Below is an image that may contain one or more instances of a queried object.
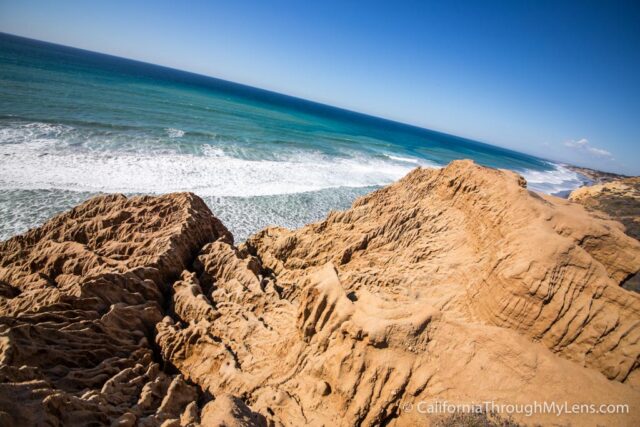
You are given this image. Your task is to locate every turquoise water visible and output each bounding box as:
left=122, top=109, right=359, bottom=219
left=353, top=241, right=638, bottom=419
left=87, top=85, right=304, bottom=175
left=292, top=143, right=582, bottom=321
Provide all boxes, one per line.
left=0, top=33, right=584, bottom=241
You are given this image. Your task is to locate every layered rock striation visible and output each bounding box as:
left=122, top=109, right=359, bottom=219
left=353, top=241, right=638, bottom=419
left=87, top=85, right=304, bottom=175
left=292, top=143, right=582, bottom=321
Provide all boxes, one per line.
left=1, top=161, right=639, bottom=426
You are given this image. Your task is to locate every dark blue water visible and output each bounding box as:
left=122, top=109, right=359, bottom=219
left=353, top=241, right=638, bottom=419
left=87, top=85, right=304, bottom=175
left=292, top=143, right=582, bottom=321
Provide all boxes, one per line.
left=0, top=33, right=583, bottom=240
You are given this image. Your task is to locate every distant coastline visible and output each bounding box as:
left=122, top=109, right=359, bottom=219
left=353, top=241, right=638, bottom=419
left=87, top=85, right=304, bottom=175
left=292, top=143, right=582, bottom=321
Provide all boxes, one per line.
left=565, top=164, right=628, bottom=184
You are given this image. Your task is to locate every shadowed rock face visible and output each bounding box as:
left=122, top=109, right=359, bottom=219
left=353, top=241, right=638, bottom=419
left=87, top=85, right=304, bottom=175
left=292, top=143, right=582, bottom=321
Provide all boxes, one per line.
left=570, top=176, right=640, bottom=241
left=569, top=177, right=640, bottom=293
left=1, top=160, right=640, bottom=426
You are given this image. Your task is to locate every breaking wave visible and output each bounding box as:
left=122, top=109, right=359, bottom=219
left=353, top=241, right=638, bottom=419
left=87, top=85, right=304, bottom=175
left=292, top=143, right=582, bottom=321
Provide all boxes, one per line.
left=0, top=121, right=585, bottom=197
left=0, top=122, right=415, bottom=197
left=519, top=163, right=585, bottom=194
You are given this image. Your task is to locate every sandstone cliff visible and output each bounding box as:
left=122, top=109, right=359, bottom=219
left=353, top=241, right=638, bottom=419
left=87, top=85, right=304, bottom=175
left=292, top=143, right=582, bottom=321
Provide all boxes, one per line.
left=1, top=160, right=639, bottom=426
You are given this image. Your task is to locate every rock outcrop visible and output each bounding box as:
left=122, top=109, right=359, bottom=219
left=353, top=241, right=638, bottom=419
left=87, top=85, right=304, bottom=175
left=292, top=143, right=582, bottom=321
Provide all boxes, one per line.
left=569, top=176, right=640, bottom=241
left=0, top=193, right=230, bottom=426
left=570, top=176, right=640, bottom=293
left=1, top=160, right=639, bottom=426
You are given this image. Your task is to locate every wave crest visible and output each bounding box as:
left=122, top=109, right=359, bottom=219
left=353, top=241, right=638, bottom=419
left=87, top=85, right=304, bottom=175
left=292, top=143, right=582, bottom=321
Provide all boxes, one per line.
left=165, top=128, right=185, bottom=138
left=0, top=122, right=585, bottom=198
left=520, top=164, right=585, bottom=194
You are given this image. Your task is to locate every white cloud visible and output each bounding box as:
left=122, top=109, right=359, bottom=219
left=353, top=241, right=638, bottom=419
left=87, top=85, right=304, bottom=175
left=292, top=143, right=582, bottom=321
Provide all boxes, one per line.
left=564, top=138, right=589, bottom=148
left=564, top=138, right=613, bottom=159
left=586, top=147, right=612, bottom=157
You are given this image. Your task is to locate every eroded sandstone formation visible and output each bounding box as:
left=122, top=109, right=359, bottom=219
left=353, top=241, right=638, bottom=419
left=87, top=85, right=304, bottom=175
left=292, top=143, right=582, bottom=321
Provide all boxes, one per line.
left=1, top=161, right=640, bottom=426
left=0, top=193, right=230, bottom=426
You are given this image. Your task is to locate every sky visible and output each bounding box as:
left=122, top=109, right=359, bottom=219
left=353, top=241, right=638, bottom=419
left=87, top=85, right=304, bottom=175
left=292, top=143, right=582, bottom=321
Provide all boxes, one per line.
left=1, top=0, right=639, bottom=174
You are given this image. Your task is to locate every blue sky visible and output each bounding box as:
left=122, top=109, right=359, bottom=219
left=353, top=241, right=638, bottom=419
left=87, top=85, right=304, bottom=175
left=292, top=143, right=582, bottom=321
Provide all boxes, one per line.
left=1, top=0, right=639, bottom=174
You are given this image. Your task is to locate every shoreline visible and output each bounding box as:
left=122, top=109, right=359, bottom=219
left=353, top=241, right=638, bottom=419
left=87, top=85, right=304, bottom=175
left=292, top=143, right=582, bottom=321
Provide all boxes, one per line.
left=565, top=164, right=629, bottom=184
left=0, top=161, right=611, bottom=242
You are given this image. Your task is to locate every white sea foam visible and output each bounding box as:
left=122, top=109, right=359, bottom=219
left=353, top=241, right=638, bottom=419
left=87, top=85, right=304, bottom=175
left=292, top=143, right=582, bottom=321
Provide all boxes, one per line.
left=520, top=163, right=584, bottom=194
left=0, top=139, right=415, bottom=197
left=0, top=122, right=74, bottom=148
left=385, top=154, right=423, bottom=164
left=0, top=122, right=584, bottom=198
left=165, top=128, right=185, bottom=138
left=200, top=144, right=225, bottom=157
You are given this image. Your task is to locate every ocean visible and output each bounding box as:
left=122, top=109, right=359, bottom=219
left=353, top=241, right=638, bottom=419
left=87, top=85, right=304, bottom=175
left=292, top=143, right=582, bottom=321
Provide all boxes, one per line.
left=0, top=33, right=585, bottom=241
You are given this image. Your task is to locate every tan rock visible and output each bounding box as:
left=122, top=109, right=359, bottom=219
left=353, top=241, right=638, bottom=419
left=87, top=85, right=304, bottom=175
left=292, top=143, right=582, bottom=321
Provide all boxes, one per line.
left=0, top=193, right=229, bottom=426
left=2, top=161, right=640, bottom=426
left=200, top=394, right=266, bottom=427
left=156, top=161, right=640, bottom=426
